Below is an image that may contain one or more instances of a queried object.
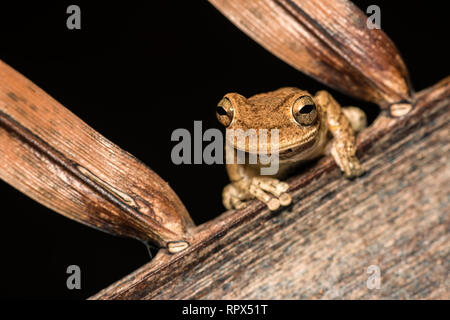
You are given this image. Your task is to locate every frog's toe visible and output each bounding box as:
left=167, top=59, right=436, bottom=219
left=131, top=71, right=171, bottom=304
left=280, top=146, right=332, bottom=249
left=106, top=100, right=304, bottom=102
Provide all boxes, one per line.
left=279, top=193, right=292, bottom=206
left=222, top=184, right=249, bottom=210
left=231, top=197, right=247, bottom=210
left=272, top=181, right=290, bottom=194
left=249, top=183, right=279, bottom=210
left=267, top=198, right=281, bottom=211
left=348, top=157, right=365, bottom=176
left=251, top=177, right=291, bottom=210
left=343, top=160, right=365, bottom=179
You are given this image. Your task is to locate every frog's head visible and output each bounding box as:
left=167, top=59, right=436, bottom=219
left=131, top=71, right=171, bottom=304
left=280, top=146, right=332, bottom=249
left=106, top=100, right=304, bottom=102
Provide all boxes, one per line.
left=216, top=87, right=322, bottom=160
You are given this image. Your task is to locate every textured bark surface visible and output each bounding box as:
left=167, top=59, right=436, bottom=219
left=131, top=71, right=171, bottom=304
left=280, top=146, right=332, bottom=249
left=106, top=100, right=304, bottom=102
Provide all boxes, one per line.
left=92, top=77, right=450, bottom=300
left=0, top=60, right=195, bottom=248
left=209, top=0, right=412, bottom=108
left=0, top=0, right=447, bottom=300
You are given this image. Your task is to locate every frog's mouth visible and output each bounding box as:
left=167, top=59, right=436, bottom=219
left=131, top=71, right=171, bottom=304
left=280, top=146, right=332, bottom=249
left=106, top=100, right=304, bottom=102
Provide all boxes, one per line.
left=278, top=136, right=318, bottom=160
left=227, top=134, right=318, bottom=161
left=226, top=125, right=321, bottom=160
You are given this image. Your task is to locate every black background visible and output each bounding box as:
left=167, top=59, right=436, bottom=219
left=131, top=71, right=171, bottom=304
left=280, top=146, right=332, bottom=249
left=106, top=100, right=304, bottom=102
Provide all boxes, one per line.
left=0, top=1, right=447, bottom=299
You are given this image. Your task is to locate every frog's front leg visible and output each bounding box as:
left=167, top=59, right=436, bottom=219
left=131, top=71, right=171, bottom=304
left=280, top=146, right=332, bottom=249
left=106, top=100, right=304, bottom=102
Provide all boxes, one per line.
left=223, top=163, right=291, bottom=211
left=315, top=90, right=365, bottom=178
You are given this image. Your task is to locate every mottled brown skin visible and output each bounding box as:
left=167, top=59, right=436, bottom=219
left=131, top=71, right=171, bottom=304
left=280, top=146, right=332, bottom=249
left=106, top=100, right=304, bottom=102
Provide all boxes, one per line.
left=216, top=87, right=366, bottom=211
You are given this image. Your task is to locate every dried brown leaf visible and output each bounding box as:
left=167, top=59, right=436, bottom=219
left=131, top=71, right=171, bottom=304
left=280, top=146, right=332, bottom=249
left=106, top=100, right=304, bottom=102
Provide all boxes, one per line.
left=0, top=60, right=194, bottom=248
left=209, top=0, right=412, bottom=107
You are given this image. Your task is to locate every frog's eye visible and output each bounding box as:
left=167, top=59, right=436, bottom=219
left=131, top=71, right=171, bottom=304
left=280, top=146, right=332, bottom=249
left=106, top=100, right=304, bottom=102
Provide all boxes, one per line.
left=216, top=98, right=234, bottom=127
left=292, top=96, right=317, bottom=126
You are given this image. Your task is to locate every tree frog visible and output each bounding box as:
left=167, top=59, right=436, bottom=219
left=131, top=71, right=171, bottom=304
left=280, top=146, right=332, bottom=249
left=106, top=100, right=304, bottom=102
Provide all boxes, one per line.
left=216, top=87, right=366, bottom=211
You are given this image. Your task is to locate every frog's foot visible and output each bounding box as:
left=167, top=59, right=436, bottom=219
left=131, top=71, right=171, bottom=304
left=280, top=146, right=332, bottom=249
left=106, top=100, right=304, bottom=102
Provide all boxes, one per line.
left=223, top=178, right=291, bottom=211
left=342, top=106, right=367, bottom=133
left=248, top=177, right=291, bottom=211
left=222, top=183, right=250, bottom=210
left=331, top=141, right=365, bottom=179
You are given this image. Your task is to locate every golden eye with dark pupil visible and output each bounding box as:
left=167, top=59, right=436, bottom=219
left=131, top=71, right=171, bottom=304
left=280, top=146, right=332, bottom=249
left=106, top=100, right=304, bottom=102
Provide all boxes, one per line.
left=216, top=98, right=234, bottom=127
left=292, top=96, right=318, bottom=126
left=217, top=106, right=228, bottom=116
left=299, top=104, right=315, bottom=114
